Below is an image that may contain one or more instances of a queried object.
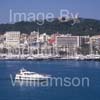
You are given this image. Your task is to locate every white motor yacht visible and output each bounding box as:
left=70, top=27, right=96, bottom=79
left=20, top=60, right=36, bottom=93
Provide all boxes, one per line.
left=15, top=68, right=51, bottom=81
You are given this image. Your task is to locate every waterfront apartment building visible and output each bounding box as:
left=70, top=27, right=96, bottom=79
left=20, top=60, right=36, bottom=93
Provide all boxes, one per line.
left=4, top=31, right=20, bottom=48
left=28, top=31, right=40, bottom=51
left=55, top=34, right=79, bottom=56
left=0, top=35, right=5, bottom=53
left=30, top=31, right=39, bottom=42
left=39, top=33, right=49, bottom=43
left=90, top=35, right=100, bottom=54
left=56, top=34, right=79, bottom=47
left=79, top=36, right=90, bottom=46
left=20, top=33, right=28, bottom=44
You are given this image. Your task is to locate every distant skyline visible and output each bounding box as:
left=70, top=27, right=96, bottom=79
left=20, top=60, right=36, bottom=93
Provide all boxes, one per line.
left=0, top=0, right=100, bottom=23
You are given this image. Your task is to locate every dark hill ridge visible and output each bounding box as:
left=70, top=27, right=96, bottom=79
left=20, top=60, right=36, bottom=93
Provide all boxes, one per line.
left=0, top=18, right=100, bottom=36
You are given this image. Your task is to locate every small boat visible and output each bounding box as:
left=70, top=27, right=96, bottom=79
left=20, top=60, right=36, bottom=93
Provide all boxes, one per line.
left=26, top=56, right=34, bottom=60
left=15, top=68, right=51, bottom=81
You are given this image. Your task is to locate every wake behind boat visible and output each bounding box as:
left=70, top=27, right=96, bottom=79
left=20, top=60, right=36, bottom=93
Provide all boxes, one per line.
left=15, top=68, right=51, bottom=81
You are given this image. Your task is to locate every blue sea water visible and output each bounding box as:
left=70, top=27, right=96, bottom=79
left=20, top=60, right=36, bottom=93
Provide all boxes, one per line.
left=0, top=60, right=100, bottom=100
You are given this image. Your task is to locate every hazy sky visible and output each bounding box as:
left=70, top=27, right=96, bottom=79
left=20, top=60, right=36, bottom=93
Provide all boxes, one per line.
left=0, top=0, right=99, bottom=23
